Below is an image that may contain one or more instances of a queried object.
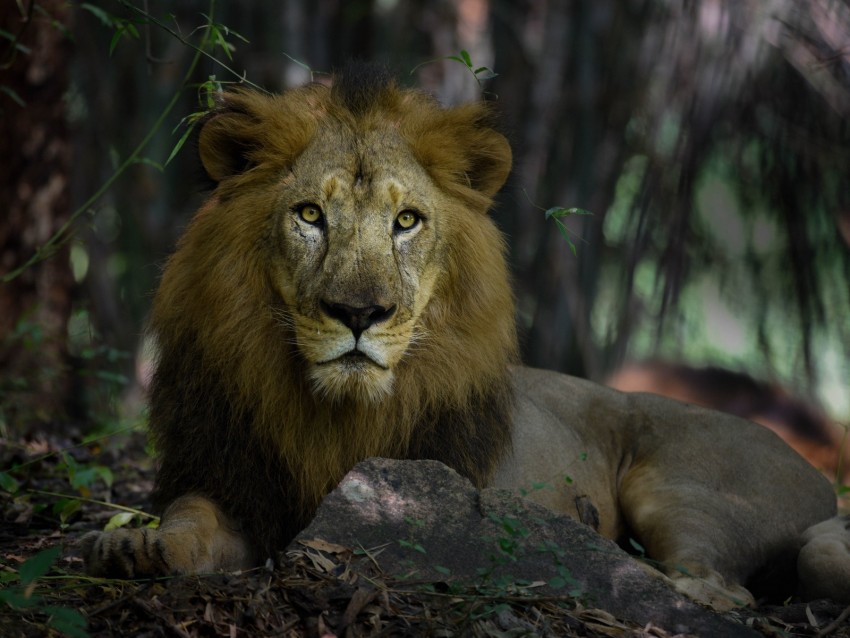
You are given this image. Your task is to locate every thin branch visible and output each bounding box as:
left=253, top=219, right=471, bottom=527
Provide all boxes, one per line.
left=2, top=1, right=218, bottom=283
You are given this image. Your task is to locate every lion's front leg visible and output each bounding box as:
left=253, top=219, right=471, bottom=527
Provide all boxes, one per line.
left=80, top=495, right=254, bottom=578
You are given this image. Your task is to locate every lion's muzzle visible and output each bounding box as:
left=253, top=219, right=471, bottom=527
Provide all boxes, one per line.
left=319, top=300, right=397, bottom=339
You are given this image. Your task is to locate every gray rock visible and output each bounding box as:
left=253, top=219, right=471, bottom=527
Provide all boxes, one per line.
left=290, top=457, right=757, bottom=637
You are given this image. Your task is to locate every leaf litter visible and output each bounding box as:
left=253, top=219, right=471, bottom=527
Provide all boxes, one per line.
left=1, top=432, right=848, bottom=637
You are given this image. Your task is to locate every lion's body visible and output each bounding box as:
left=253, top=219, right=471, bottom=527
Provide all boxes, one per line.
left=500, top=367, right=838, bottom=605
left=81, top=65, right=850, bottom=609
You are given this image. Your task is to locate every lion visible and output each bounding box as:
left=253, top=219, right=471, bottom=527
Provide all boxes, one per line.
left=607, top=360, right=850, bottom=485
left=81, top=64, right=850, bottom=610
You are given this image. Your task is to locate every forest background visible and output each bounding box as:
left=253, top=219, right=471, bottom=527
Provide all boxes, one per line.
left=1, top=0, right=849, bottom=449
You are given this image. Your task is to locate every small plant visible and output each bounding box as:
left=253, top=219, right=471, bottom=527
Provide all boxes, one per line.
left=397, top=515, right=427, bottom=555
left=0, top=547, right=89, bottom=637
left=444, top=49, right=497, bottom=86
left=2, top=1, right=250, bottom=283
left=523, top=190, right=593, bottom=256
left=536, top=540, right=583, bottom=597
left=411, top=49, right=498, bottom=91
left=518, top=452, right=588, bottom=494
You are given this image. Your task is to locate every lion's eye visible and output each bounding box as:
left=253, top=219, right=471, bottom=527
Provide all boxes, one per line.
left=395, top=210, right=420, bottom=232
left=297, top=204, right=323, bottom=225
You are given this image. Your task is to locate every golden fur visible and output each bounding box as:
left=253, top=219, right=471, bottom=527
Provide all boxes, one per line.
left=86, top=66, right=516, bottom=562
left=81, top=66, right=850, bottom=610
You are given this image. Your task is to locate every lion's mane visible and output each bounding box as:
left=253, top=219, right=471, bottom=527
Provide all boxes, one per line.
left=147, top=66, right=518, bottom=556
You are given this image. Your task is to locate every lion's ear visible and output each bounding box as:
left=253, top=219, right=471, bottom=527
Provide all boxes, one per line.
left=406, top=102, right=512, bottom=202
left=197, top=90, right=320, bottom=183
left=465, top=127, right=512, bottom=197
left=197, top=108, right=256, bottom=183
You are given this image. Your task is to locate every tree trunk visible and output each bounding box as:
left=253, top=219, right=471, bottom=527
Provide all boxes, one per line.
left=0, top=0, right=73, bottom=433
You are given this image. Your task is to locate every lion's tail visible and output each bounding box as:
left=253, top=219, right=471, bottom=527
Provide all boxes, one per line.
left=797, top=515, right=850, bottom=601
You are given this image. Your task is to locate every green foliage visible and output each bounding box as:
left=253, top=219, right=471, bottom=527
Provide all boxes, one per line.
left=0, top=316, right=52, bottom=435
left=445, top=49, right=498, bottom=84
left=545, top=207, right=594, bottom=256
left=474, top=502, right=589, bottom=606
left=488, top=513, right=530, bottom=560
left=411, top=49, right=497, bottom=90
left=627, top=537, right=647, bottom=558
left=0, top=547, right=90, bottom=638
left=17, top=546, right=62, bottom=586
left=522, top=189, right=593, bottom=256
left=2, top=1, right=239, bottom=284
left=0, top=470, right=20, bottom=493
left=60, top=452, right=113, bottom=493
left=398, top=516, right=427, bottom=555
left=166, top=75, right=225, bottom=166
left=0, top=84, right=25, bottom=107
left=203, top=15, right=249, bottom=61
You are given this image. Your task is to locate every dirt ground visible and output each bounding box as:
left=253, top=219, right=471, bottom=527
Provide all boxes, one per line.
left=2, top=430, right=849, bottom=638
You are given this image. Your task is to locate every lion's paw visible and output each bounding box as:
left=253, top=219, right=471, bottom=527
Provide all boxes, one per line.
left=798, top=515, right=850, bottom=602
left=79, top=496, right=255, bottom=578
left=668, top=569, right=755, bottom=611
left=79, top=528, right=175, bottom=578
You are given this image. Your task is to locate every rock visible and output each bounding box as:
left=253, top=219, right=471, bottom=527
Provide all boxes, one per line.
left=289, top=457, right=757, bottom=637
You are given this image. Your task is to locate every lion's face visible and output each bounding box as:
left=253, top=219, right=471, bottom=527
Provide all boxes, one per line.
left=147, top=68, right=519, bottom=529
left=271, top=124, right=446, bottom=402
left=166, top=75, right=514, bottom=413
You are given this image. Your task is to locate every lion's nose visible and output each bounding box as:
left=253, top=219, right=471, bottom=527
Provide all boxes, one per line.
left=320, top=301, right=396, bottom=339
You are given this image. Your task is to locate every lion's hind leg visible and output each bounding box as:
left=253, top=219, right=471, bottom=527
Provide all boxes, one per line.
left=79, top=495, right=254, bottom=578
left=618, top=467, right=765, bottom=611
left=797, top=515, right=850, bottom=602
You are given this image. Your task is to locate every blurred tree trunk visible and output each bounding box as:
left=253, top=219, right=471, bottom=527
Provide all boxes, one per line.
left=0, top=0, right=73, bottom=432
left=491, top=0, right=653, bottom=380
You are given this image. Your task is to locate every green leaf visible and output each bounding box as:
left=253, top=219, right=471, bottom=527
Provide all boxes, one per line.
left=56, top=498, right=81, bottom=523
left=93, top=370, right=129, bottom=385
left=0, top=471, right=20, bottom=494
left=19, top=546, right=61, bottom=585
left=548, top=575, right=566, bottom=588
left=0, top=569, right=19, bottom=584
left=165, top=121, right=198, bottom=166
left=80, top=3, right=114, bottom=27
left=553, top=220, right=578, bottom=256
left=544, top=206, right=594, bottom=220
left=70, top=466, right=98, bottom=489
left=0, top=28, right=31, bottom=56
left=473, top=67, right=498, bottom=80
left=132, top=157, right=164, bottom=172
left=459, top=49, right=472, bottom=67
left=433, top=565, right=451, bottom=575
left=108, top=22, right=139, bottom=56
left=0, top=588, right=39, bottom=608
left=628, top=537, right=646, bottom=556
left=212, top=26, right=234, bottom=60
left=108, top=28, right=123, bottom=56
left=104, top=511, right=135, bottom=531
left=95, top=466, right=114, bottom=488
left=497, top=538, right=518, bottom=555
left=125, top=23, right=140, bottom=39
left=43, top=605, right=90, bottom=638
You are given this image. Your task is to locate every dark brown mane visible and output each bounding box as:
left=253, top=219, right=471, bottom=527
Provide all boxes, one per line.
left=147, top=64, right=516, bottom=557
left=331, top=62, right=396, bottom=115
